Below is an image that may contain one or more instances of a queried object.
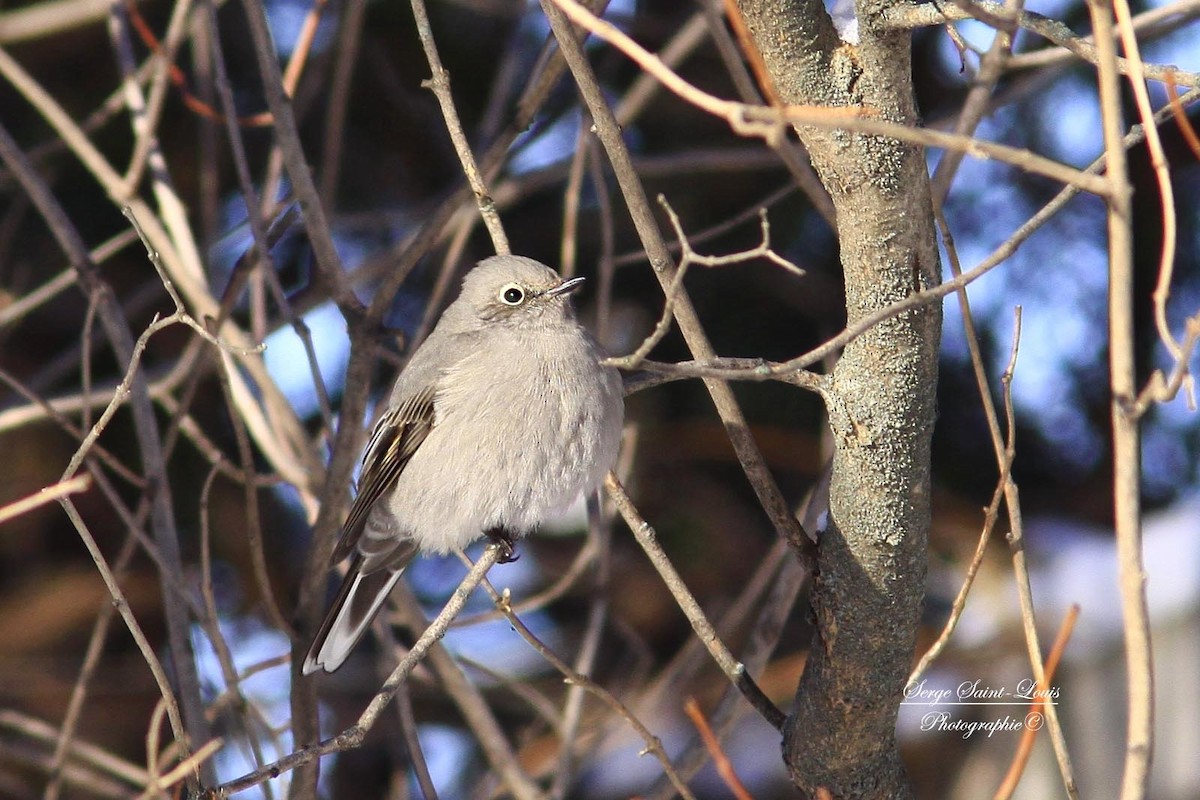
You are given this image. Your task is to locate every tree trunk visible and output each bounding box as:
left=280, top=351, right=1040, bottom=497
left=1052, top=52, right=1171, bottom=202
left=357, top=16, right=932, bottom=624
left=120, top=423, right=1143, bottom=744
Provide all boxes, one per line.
left=736, top=1, right=942, bottom=796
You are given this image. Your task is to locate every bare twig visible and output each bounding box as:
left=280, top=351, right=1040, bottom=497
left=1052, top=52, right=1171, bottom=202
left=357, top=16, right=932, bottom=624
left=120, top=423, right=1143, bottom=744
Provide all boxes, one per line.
left=395, top=681, right=441, bottom=800
left=318, top=0, right=368, bottom=204
left=694, top=4, right=836, bottom=228
left=613, top=182, right=797, bottom=268
left=1133, top=312, right=1200, bottom=415
left=605, top=473, right=787, bottom=730
left=203, top=9, right=336, bottom=438
left=209, top=545, right=504, bottom=798
left=644, top=538, right=808, bottom=800
left=682, top=698, right=753, bottom=800
left=907, top=303, right=1022, bottom=688
left=1089, top=1, right=1153, bottom=797
left=0, top=710, right=151, bottom=788
left=880, top=0, right=1200, bottom=88
left=542, top=0, right=811, bottom=557
left=1166, top=71, right=1200, bottom=158
left=1112, top=0, right=1182, bottom=386
left=198, top=464, right=278, bottom=800
left=545, top=0, right=1112, bottom=195
left=930, top=0, right=1025, bottom=203
left=615, top=86, right=1200, bottom=391
left=1, top=43, right=321, bottom=493
left=391, top=583, right=547, bottom=800
left=931, top=187, right=1078, bottom=792
left=606, top=197, right=803, bottom=372
left=452, top=533, right=600, bottom=627
left=0, top=229, right=136, bottom=328
left=589, top=134, right=617, bottom=344
left=0, top=115, right=211, bottom=786
left=559, top=119, right=590, bottom=279
left=0, top=0, right=118, bottom=43
left=475, top=579, right=698, bottom=800
left=238, top=0, right=359, bottom=315
left=409, top=0, right=509, bottom=253
left=550, top=494, right=611, bottom=798
left=0, top=473, right=91, bottom=525
left=43, top=503, right=145, bottom=800
left=140, top=699, right=225, bottom=800
left=994, top=605, right=1080, bottom=800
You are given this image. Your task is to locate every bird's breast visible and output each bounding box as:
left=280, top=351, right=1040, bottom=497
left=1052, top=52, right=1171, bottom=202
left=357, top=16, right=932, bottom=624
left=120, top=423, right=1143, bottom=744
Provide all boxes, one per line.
left=382, top=327, right=621, bottom=551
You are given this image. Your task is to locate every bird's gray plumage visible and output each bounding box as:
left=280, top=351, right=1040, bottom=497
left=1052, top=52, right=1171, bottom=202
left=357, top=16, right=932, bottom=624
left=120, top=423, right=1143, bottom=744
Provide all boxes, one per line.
left=303, top=255, right=624, bottom=674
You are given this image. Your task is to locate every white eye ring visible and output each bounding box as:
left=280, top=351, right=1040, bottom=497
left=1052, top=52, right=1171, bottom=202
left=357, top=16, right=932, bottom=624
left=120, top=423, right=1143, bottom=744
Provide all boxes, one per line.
left=499, top=283, right=526, bottom=306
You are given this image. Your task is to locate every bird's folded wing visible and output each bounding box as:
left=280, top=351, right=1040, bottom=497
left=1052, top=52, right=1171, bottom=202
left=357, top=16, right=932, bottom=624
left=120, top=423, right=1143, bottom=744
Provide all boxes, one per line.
left=331, top=384, right=437, bottom=566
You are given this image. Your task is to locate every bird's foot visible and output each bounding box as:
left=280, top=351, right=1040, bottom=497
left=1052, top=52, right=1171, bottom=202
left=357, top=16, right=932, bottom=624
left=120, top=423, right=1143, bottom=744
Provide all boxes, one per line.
left=485, top=528, right=520, bottom=563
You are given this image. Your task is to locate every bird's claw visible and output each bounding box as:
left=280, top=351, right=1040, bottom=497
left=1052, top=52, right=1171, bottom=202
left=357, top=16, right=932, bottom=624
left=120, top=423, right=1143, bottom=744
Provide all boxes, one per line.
left=486, top=528, right=520, bottom=564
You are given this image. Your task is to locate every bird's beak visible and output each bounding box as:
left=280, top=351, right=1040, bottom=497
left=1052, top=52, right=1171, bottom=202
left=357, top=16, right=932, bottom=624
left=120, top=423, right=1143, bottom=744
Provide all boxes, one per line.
left=545, top=276, right=585, bottom=298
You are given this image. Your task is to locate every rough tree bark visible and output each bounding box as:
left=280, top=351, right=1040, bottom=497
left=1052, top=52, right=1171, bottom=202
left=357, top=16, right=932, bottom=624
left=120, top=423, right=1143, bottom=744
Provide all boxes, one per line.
left=736, top=0, right=942, bottom=796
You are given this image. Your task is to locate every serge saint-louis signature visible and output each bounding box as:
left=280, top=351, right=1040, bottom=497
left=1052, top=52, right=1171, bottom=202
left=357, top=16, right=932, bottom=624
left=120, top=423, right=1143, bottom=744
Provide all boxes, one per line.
left=904, top=678, right=1061, bottom=704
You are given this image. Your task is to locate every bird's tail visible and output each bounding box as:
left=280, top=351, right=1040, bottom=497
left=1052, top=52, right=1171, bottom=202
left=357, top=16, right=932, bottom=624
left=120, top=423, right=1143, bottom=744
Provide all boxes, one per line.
left=302, top=556, right=407, bottom=675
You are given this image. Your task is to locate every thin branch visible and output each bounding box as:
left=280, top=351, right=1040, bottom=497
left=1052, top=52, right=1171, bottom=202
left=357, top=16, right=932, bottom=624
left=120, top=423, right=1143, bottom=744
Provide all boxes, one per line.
left=0, top=229, right=136, bottom=328
left=604, top=473, right=787, bottom=731
left=550, top=493, right=611, bottom=798
left=318, top=0, right=368, bottom=204
left=696, top=3, right=836, bottom=228
left=238, top=0, right=359, bottom=315
left=993, top=605, right=1080, bottom=800
left=930, top=0, right=1025, bottom=204
left=615, top=87, right=1200, bottom=390
left=198, top=464, right=278, bottom=800
left=0, top=41, right=319, bottom=492
left=119, top=0, right=272, bottom=128
left=208, top=546, right=504, bottom=798
left=907, top=304, right=1022, bottom=688
left=931, top=184, right=1079, bottom=792
left=452, top=533, right=599, bottom=627
left=0, top=115, right=211, bottom=787
left=1089, top=0, right=1153, bottom=797
left=614, top=10, right=709, bottom=123
left=43, top=499, right=145, bottom=800
left=0, top=0, right=118, bottom=43
left=111, top=0, right=198, bottom=197
left=542, top=0, right=811, bottom=557
left=391, top=583, right=547, bottom=800
left=720, top=0, right=782, bottom=108
left=880, top=0, right=1200, bottom=88
left=1113, top=0, right=1182, bottom=373
left=1132, top=312, right=1200, bottom=415
left=545, top=0, right=1112, bottom=196
left=0, top=473, right=92, bottom=525
left=682, top=698, right=753, bottom=800
left=410, top=0, right=509, bottom=254
left=589, top=134, right=617, bottom=344
left=57, top=495, right=192, bottom=776
left=613, top=182, right=796, bottom=268
left=606, top=197, right=803, bottom=372
left=1166, top=70, right=1200, bottom=159
left=203, top=8, right=336, bottom=438
left=645, top=538, right=808, bottom=800
left=0, top=710, right=151, bottom=788
left=475, top=580, right=698, bottom=800
left=395, top=682, right=441, bottom=800
left=139, top=699, right=224, bottom=800
left=123, top=208, right=265, bottom=356
left=559, top=118, right=590, bottom=279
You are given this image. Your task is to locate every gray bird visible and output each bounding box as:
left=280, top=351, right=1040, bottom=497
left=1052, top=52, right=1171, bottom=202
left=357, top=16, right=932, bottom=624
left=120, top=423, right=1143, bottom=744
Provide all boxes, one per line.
left=303, top=255, right=624, bottom=674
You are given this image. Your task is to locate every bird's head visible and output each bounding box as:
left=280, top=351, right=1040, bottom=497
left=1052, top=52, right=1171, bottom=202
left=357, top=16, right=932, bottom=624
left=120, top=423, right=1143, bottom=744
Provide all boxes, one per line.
left=457, top=255, right=585, bottom=329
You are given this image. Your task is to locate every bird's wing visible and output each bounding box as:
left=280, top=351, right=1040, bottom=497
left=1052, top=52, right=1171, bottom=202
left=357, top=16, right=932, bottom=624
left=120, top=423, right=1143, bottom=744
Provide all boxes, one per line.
left=330, top=383, right=437, bottom=566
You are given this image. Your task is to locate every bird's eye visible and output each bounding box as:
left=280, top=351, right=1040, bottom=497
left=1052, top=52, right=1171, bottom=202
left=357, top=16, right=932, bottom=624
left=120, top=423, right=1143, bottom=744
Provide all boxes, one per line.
left=500, top=284, right=525, bottom=306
